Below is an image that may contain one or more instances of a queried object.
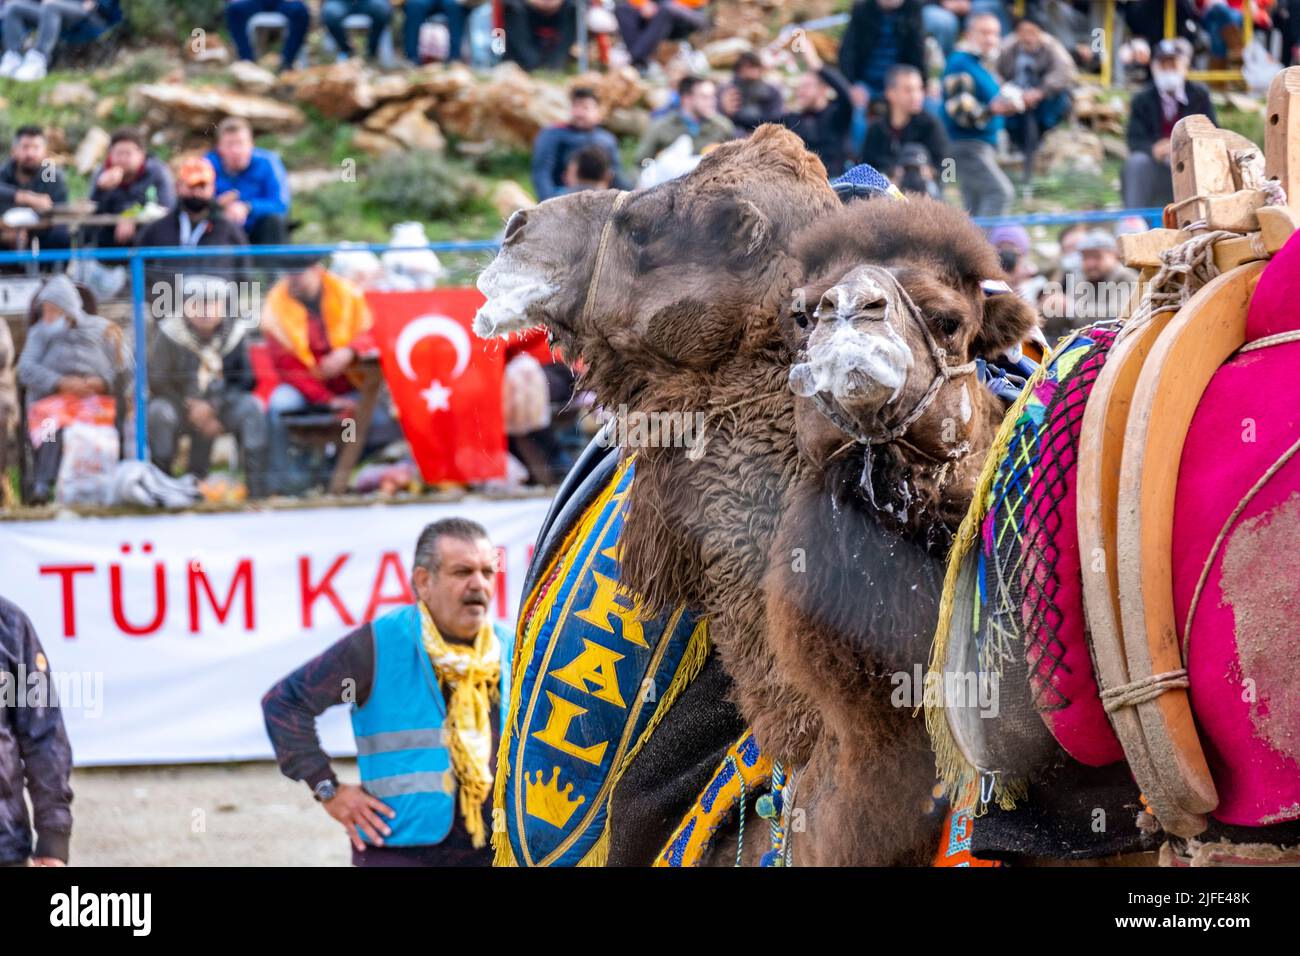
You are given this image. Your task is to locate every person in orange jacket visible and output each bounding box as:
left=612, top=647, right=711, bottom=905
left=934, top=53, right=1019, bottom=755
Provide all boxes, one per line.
left=261, top=257, right=398, bottom=494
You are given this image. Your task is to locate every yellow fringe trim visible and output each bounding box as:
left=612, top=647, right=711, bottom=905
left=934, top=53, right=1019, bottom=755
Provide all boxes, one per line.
left=925, top=334, right=1077, bottom=813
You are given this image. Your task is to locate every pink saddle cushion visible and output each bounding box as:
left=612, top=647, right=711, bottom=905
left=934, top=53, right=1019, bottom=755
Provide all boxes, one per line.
left=1172, top=230, right=1300, bottom=826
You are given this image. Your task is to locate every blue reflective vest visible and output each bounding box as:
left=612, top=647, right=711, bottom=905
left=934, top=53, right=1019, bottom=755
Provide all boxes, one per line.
left=351, top=604, right=513, bottom=847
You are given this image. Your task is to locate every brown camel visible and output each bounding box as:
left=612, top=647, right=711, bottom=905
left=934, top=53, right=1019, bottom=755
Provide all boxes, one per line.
left=475, top=128, right=1036, bottom=864
left=477, top=125, right=840, bottom=778
left=765, top=196, right=1038, bottom=865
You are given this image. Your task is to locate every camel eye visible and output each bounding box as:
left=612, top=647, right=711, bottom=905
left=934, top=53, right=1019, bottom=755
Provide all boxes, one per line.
left=794, top=310, right=810, bottom=329
left=627, top=222, right=652, bottom=246
left=936, top=313, right=962, bottom=336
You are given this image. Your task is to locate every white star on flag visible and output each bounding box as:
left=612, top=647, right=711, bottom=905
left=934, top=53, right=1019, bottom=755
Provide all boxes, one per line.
left=420, top=380, right=452, bottom=412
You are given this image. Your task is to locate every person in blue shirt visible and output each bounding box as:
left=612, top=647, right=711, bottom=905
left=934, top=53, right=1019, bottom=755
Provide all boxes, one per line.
left=531, top=87, right=627, bottom=202
left=941, top=11, right=1017, bottom=217
left=205, top=116, right=291, bottom=245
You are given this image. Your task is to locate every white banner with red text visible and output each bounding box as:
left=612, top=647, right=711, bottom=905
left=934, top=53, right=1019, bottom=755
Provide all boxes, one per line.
left=0, top=498, right=550, bottom=765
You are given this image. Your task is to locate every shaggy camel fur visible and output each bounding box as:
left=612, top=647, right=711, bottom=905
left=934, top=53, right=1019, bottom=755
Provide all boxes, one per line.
left=766, top=196, right=1039, bottom=864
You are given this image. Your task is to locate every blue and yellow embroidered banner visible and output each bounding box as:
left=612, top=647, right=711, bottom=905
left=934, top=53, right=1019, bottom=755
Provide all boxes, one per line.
left=494, top=457, right=708, bottom=867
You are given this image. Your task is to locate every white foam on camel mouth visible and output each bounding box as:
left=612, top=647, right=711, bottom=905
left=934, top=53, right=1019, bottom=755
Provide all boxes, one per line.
left=788, top=320, right=913, bottom=404
left=473, top=259, right=558, bottom=339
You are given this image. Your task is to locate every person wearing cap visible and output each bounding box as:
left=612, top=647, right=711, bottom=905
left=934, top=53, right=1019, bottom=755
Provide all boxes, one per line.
left=720, top=51, right=785, bottom=135
left=206, top=116, right=292, bottom=246
left=942, top=11, right=1018, bottom=218
left=147, top=274, right=268, bottom=498
left=997, top=16, right=1076, bottom=177
left=137, top=155, right=252, bottom=314
left=16, top=275, right=133, bottom=502
left=1041, top=228, right=1138, bottom=340
left=1122, top=37, right=1216, bottom=209
left=89, top=127, right=176, bottom=248
left=989, top=222, right=1039, bottom=294
left=861, top=64, right=947, bottom=187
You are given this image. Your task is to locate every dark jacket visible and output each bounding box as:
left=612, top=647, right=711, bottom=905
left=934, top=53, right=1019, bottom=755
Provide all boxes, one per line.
left=779, top=67, right=856, bottom=176
left=0, top=158, right=70, bottom=249
left=89, top=154, right=176, bottom=247
left=530, top=124, right=627, bottom=201
left=838, top=0, right=926, bottom=94
left=861, top=110, right=949, bottom=176
left=1127, top=81, right=1217, bottom=157
left=137, top=206, right=251, bottom=310
left=0, top=596, right=73, bottom=865
left=147, top=315, right=255, bottom=410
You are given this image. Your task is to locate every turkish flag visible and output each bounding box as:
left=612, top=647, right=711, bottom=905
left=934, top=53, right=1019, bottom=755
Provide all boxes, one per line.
left=367, top=288, right=506, bottom=484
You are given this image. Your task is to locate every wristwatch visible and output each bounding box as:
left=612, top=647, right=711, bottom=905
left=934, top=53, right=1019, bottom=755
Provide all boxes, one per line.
left=312, top=779, right=338, bottom=803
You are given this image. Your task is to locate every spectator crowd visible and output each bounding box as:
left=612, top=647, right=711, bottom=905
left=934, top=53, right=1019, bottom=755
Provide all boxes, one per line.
left=0, top=0, right=1278, bottom=509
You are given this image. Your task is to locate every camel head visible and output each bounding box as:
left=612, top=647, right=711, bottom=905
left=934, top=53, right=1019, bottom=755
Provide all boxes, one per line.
left=474, top=125, right=840, bottom=410
left=785, top=196, right=1039, bottom=519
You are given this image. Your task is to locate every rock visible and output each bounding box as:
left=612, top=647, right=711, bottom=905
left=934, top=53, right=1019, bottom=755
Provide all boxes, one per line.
left=228, top=60, right=277, bottom=95
left=363, top=97, right=435, bottom=132
left=94, top=96, right=119, bottom=120
left=475, top=62, right=567, bottom=148
left=47, top=81, right=96, bottom=108
left=702, top=37, right=753, bottom=69
left=285, top=59, right=374, bottom=119
left=352, top=129, right=403, bottom=157
left=605, top=106, right=649, bottom=139
left=410, top=62, right=476, bottom=99
left=75, top=127, right=111, bottom=177
left=1034, top=126, right=1105, bottom=178
left=385, top=108, right=446, bottom=153
left=370, top=73, right=416, bottom=104
left=491, top=180, right=535, bottom=220
left=186, top=31, right=230, bottom=64
left=288, top=168, right=341, bottom=192
left=1100, top=134, right=1129, bottom=161
left=569, top=66, right=647, bottom=111
left=135, top=83, right=306, bottom=132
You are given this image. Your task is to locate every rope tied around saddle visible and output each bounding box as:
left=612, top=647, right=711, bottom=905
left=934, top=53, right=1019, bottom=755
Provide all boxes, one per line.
left=1099, top=669, right=1191, bottom=712
left=1117, top=228, right=1233, bottom=347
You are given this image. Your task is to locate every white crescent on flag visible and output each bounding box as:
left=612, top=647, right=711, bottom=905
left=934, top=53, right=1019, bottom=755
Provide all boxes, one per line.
left=395, top=314, right=471, bottom=381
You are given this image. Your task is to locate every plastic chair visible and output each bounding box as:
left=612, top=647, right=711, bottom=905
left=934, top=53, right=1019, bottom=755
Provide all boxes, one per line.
left=246, top=11, right=310, bottom=69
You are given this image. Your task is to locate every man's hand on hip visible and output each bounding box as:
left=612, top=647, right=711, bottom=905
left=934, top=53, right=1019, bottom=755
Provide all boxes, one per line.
left=323, top=783, right=395, bottom=851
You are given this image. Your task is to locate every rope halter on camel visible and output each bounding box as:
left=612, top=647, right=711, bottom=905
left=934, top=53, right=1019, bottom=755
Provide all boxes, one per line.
left=578, top=189, right=631, bottom=331
left=794, top=264, right=977, bottom=454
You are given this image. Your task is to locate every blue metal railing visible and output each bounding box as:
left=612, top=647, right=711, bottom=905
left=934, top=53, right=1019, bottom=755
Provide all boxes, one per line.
left=0, top=212, right=1161, bottom=462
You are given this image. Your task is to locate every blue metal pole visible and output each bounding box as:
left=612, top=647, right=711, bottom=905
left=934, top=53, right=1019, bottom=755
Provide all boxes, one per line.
left=130, top=252, right=148, bottom=462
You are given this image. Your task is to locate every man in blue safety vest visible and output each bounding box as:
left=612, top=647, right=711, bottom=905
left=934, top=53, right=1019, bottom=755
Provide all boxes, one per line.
left=263, top=518, right=513, bottom=866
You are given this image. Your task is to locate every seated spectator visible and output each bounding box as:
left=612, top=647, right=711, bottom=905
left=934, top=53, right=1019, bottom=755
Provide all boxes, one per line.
left=637, top=75, right=736, bottom=164
left=561, top=144, right=615, bottom=192
left=0, top=0, right=119, bottom=81
left=137, top=156, right=251, bottom=313
left=0, top=313, right=14, bottom=460
left=206, top=117, right=292, bottom=246
left=923, top=0, right=1011, bottom=57
left=226, top=0, right=312, bottom=72
left=838, top=0, right=926, bottom=104
left=1121, top=38, right=1215, bottom=209
left=1041, top=229, right=1138, bottom=340
left=998, top=16, right=1076, bottom=175
left=89, top=128, right=176, bottom=249
left=148, top=275, right=268, bottom=498
left=502, top=0, right=575, bottom=72
left=778, top=39, right=856, bottom=177
left=403, top=0, right=468, bottom=64
left=261, top=258, right=398, bottom=495
left=531, top=87, right=626, bottom=201
left=894, top=142, right=943, bottom=198
left=16, top=276, right=132, bottom=503
left=942, top=12, right=1017, bottom=218
left=0, top=126, right=70, bottom=253
left=861, top=65, right=948, bottom=187
left=614, top=0, right=710, bottom=71
left=321, top=0, right=392, bottom=62
left=720, top=51, right=784, bottom=135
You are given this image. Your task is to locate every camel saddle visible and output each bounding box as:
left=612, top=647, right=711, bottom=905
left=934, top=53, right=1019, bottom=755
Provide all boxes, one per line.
left=931, top=76, right=1300, bottom=864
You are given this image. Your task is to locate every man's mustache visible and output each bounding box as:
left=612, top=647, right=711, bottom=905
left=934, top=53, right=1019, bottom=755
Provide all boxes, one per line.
left=462, top=591, right=490, bottom=608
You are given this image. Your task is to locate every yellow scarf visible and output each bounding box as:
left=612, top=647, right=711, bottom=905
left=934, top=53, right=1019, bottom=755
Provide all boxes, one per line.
left=418, top=603, right=500, bottom=848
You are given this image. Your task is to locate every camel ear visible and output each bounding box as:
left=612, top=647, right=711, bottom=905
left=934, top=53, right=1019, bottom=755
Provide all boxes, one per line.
left=719, top=197, right=772, bottom=264
left=970, top=287, right=1040, bottom=359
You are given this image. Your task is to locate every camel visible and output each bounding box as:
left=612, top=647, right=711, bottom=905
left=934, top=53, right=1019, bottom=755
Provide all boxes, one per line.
left=475, top=127, right=1035, bottom=864
left=764, top=196, right=1038, bottom=865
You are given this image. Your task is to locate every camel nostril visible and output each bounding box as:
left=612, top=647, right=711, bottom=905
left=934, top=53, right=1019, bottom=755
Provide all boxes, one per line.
left=821, top=285, right=887, bottom=320
left=503, top=210, right=528, bottom=244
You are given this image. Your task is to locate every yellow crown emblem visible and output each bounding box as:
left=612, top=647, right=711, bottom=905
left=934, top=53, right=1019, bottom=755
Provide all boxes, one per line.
left=525, top=766, right=586, bottom=828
